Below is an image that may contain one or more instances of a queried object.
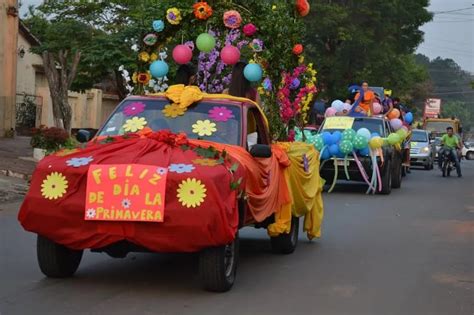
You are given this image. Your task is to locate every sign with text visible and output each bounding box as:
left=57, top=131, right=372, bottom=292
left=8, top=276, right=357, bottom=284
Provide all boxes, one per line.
left=85, top=164, right=167, bottom=222
left=323, top=117, right=355, bottom=130
left=424, top=98, right=442, bottom=118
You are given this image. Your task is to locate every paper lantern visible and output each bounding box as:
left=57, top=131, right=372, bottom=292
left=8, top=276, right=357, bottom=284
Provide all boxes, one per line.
left=196, top=33, right=216, bottom=52
left=172, top=44, right=193, bottom=64
left=220, top=45, right=240, bottom=65
left=150, top=60, right=169, bottom=78
left=243, top=63, right=262, bottom=82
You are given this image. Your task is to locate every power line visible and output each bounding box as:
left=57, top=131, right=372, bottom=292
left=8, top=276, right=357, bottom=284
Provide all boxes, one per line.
left=433, top=7, right=474, bottom=15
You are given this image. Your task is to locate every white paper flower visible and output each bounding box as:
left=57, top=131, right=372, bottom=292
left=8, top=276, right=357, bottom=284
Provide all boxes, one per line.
left=86, top=208, right=96, bottom=219
left=121, top=198, right=132, bottom=209
left=131, top=44, right=139, bottom=52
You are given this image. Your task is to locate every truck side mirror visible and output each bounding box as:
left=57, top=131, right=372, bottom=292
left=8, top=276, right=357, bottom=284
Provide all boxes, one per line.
left=76, top=129, right=91, bottom=143
left=250, top=144, right=272, bottom=158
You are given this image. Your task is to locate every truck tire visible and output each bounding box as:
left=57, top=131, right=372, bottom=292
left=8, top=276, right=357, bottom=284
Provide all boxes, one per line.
left=199, top=232, right=239, bottom=292
left=37, top=235, right=83, bottom=278
left=392, top=159, right=402, bottom=189
left=379, top=160, right=392, bottom=195
left=270, top=216, right=299, bottom=254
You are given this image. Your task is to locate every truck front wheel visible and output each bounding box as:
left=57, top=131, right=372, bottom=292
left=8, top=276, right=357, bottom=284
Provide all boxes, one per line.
left=199, top=232, right=239, bottom=292
left=37, top=235, right=83, bottom=278
left=270, top=216, right=299, bottom=254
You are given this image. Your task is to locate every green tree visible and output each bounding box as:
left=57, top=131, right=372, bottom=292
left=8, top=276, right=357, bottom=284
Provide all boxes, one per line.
left=304, top=0, right=432, bottom=101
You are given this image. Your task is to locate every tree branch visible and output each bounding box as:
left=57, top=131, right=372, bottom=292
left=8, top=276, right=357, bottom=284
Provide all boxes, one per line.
left=67, top=51, right=82, bottom=89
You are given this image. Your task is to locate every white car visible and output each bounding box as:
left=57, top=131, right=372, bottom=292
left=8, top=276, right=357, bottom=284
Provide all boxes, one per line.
left=462, top=142, right=474, bottom=160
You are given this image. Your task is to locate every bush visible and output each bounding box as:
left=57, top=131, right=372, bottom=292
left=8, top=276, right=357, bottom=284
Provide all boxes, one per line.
left=30, top=126, right=70, bottom=153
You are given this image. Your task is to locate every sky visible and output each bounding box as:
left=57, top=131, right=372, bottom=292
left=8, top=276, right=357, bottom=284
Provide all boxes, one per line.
left=19, top=0, right=474, bottom=73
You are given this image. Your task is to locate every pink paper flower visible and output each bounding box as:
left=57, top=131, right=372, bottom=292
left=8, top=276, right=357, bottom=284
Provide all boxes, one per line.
left=208, top=106, right=234, bottom=122
left=123, top=102, right=146, bottom=116
left=243, top=23, right=257, bottom=36
left=223, top=10, right=242, bottom=29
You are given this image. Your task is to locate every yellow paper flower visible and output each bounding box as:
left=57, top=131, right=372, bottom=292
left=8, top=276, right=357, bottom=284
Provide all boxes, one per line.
left=177, top=178, right=207, bottom=208
left=123, top=117, right=147, bottom=132
left=162, top=104, right=186, bottom=118
left=137, top=72, right=151, bottom=85
left=166, top=8, right=182, bottom=25
left=41, top=172, right=68, bottom=200
left=138, top=51, right=150, bottom=62
left=192, top=158, right=219, bottom=167
left=150, top=52, right=158, bottom=61
left=55, top=148, right=79, bottom=157
left=132, top=72, right=138, bottom=83
left=192, top=119, right=217, bottom=137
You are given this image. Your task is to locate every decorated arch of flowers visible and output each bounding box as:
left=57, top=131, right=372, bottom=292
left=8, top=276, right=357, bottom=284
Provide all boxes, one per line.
left=122, top=0, right=316, bottom=140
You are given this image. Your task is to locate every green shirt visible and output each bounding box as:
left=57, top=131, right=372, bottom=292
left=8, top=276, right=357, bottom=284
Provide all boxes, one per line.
left=441, top=134, right=459, bottom=149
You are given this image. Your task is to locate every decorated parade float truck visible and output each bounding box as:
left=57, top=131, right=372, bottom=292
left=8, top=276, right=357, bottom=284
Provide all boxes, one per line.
left=18, top=87, right=324, bottom=292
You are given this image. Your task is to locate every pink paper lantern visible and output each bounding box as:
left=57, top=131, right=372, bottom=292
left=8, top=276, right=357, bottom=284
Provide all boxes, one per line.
left=390, top=118, right=403, bottom=130
left=325, top=107, right=337, bottom=117
left=220, top=45, right=240, bottom=65
left=172, top=44, right=193, bottom=64
left=373, top=102, right=382, bottom=114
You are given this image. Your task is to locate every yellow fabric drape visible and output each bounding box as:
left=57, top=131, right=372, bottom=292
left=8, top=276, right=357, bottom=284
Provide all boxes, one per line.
left=164, top=84, right=204, bottom=109
left=268, top=142, right=324, bottom=240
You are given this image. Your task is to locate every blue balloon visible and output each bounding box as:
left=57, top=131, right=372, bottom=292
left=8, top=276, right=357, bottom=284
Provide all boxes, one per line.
left=321, top=147, right=331, bottom=160
left=243, top=63, right=263, bottom=82
left=405, top=112, right=413, bottom=124
left=371, top=132, right=380, bottom=138
left=358, top=147, right=370, bottom=156
left=150, top=60, right=169, bottom=78
left=337, top=151, right=346, bottom=158
left=329, top=144, right=340, bottom=156
left=332, top=130, right=342, bottom=143
left=322, top=131, right=333, bottom=145
left=313, top=101, right=326, bottom=114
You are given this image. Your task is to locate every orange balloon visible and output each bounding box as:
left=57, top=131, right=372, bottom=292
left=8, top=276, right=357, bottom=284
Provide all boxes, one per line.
left=388, top=108, right=400, bottom=119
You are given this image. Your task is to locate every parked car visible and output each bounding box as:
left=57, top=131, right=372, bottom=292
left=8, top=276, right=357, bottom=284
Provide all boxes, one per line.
left=318, top=116, right=403, bottom=195
left=461, top=142, right=474, bottom=160
left=410, top=129, right=435, bottom=170
left=18, top=91, right=323, bottom=292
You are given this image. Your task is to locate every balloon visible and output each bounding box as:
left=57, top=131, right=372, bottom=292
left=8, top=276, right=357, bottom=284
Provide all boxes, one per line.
left=343, top=103, right=352, bottom=112
left=371, top=132, right=380, bottom=138
left=149, top=60, right=169, bottom=78
left=369, top=136, right=384, bottom=149
left=196, top=33, right=216, bottom=52
left=321, top=147, right=331, bottom=160
left=322, top=131, right=334, bottom=145
left=314, top=135, right=324, bottom=151
left=387, top=133, right=401, bottom=145
left=353, top=134, right=369, bottom=150
left=388, top=108, right=400, bottom=119
left=390, top=118, right=403, bottom=130
left=220, top=45, right=240, bottom=65
left=243, top=63, right=263, bottom=82
left=396, top=128, right=408, bottom=140
left=356, top=128, right=371, bottom=140
left=339, top=140, right=354, bottom=155
left=332, top=130, right=342, bottom=143
left=405, top=112, right=413, bottom=124
left=325, top=107, right=337, bottom=117
left=331, top=100, right=344, bottom=112
left=172, top=44, right=193, bottom=64
left=329, top=144, right=340, bottom=156
left=313, top=101, right=326, bottom=114
left=358, top=147, right=370, bottom=156
left=342, top=129, right=356, bottom=142
left=373, top=102, right=382, bottom=114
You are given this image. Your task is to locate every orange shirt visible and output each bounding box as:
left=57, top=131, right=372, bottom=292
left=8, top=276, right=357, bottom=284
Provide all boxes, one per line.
left=355, top=90, right=375, bottom=113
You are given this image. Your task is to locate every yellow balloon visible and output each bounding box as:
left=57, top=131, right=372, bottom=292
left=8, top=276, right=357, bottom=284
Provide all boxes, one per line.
left=369, top=136, right=384, bottom=149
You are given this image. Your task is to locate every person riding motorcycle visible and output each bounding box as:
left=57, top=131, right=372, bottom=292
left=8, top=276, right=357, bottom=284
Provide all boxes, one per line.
left=438, top=126, right=462, bottom=177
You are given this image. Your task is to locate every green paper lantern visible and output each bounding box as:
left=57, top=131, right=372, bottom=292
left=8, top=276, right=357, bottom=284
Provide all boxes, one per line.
left=196, top=33, right=216, bottom=52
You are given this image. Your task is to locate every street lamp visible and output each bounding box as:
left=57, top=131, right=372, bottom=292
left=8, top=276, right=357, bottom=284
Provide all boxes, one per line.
left=17, top=46, right=25, bottom=58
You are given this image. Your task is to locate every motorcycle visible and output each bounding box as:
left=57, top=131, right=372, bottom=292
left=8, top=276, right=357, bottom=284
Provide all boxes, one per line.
left=440, top=148, right=461, bottom=177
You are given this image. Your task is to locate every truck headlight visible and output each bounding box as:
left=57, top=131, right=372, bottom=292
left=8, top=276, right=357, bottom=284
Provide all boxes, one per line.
left=421, top=146, right=430, bottom=153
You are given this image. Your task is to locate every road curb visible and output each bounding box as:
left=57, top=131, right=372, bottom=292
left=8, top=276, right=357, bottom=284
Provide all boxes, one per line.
left=0, top=169, right=32, bottom=181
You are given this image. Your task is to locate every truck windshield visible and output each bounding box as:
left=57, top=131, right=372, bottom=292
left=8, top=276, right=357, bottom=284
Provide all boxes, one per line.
left=425, top=121, right=454, bottom=133
left=98, top=99, right=242, bottom=145
left=411, top=131, right=428, bottom=142
left=321, top=118, right=385, bottom=136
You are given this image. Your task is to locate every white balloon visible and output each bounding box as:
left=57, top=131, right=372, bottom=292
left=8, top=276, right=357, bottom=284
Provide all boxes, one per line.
left=331, top=100, right=345, bottom=112
left=343, top=103, right=352, bottom=112
left=357, top=128, right=371, bottom=140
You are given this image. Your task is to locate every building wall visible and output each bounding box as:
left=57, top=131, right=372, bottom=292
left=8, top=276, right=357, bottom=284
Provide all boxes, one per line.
left=0, top=0, right=19, bottom=136
left=16, top=33, right=44, bottom=96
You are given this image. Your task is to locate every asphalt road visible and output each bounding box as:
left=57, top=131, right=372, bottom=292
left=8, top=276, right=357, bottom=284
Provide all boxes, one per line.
left=1, top=163, right=473, bottom=315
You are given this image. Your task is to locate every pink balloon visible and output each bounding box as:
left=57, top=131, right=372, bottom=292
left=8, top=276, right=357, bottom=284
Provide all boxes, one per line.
left=373, top=102, right=382, bottom=114
left=390, top=118, right=403, bottom=130
left=172, top=45, right=193, bottom=64
left=325, top=107, right=337, bottom=117
left=221, top=45, right=240, bottom=65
